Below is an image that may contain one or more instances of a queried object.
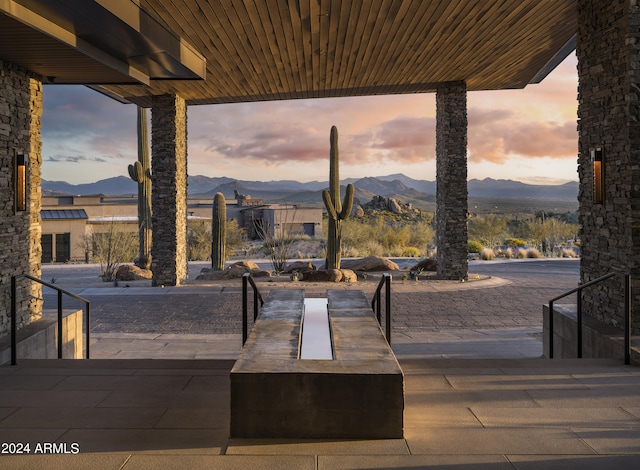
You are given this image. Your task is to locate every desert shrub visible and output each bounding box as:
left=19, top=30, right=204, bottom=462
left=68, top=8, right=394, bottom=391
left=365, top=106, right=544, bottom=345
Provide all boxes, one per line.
left=526, top=248, right=542, bottom=258
left=468, top=240, right=484, bottom=253
left=480, top=248, right=495, bottom=260
left=562, top=248, right=577, bottom=258
left=187, top=219, right=211, bottom=261
left=517, top=248, right=528, bottom=258
left=504, top=237, right=527, bottom=247
left=364, top=240, right=384, bottom=257
left=408, top=221, right=435, bottom=249
left=403, top=246, right=421, bottom=257
left=387, top=246, right=405, bottom=257
left=503, top=247, right=515, bottom=259
left=342, top=245, right=359, bottom=258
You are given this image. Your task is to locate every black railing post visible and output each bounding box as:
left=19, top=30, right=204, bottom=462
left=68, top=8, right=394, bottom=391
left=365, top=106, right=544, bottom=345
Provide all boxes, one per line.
left=577, top=291, right=582, bottom=359
left=385, top=273, right=391, bottom=344
left=625, top=274, right=632, bottom=365
left=11, top=276, right=17, bottom=366
left=241, top=273, right=264, bottom=347
left=86, top=303, right=91, bottom=359
left=57, top=290, right=63, bottom=359
left=253, top=285, right=259, bottom=322
left=548, top=300, right=554, bottom=359
left=242, top=273, right=249, bottom=345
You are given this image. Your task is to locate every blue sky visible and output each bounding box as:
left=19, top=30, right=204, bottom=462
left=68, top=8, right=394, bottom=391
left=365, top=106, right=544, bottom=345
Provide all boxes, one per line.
left=41, top=54, right=578, bottom=185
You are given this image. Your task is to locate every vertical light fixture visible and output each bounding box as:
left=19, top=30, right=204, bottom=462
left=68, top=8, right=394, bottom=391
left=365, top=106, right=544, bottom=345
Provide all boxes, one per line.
left=591, top=147, right=604, bottom=204
left=15, top=152, right=27, bottom=212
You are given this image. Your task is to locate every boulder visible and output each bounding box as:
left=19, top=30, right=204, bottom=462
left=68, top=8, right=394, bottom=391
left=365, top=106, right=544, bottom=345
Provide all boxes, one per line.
left=230, top=260, right=260, bottom=271
left=412, top=258, right=437, bottom=272
left=284, top=261, right=316, bottom=273
left=196, top=262, right=271, bottom=280
left=301, top=269, right=343, bottom=282
left=340, top=269, right=357, bottom=283
left=115, top=264, right=153, bottom=281
left=341, top=256, right=400, bottom=272
left=352, top=204, right=365, bottom=218
left=388, top=197, right=403, bottom=213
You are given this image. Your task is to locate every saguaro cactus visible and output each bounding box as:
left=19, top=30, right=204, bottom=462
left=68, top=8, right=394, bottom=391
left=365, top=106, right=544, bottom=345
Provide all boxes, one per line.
left=128, top=106, right=152, bottom=269
left=322, top=126, right=354, bottom=270
left=211, top=192, right=227, bottom=270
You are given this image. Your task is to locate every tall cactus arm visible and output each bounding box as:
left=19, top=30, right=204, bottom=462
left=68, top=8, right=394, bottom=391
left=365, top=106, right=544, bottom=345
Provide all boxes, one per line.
left=128, top=161, right=143, bottom=182
left=339, top=184, right=355, bottom=219
left=322, top=189, right=338, bottom=220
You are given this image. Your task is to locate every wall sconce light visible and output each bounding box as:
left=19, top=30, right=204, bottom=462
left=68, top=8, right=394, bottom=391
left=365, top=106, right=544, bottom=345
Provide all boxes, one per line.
left=15, top=152, right=27, bottom=212
left=591, top=147, right=604, bottom=204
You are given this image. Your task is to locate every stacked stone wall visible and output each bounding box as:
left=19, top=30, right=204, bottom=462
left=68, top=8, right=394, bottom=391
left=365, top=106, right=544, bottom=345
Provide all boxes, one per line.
left=151, top=94, right=188, bottom=286
left=0, top=60, right=43, bottom=335
left=577, top=0, right=640, bottom=328
left=435, top=81, right=468, bottom=281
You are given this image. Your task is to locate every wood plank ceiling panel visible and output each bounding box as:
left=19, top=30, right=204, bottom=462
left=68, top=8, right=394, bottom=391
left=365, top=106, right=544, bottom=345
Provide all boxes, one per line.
left=94, top=0, right=576, bottom=107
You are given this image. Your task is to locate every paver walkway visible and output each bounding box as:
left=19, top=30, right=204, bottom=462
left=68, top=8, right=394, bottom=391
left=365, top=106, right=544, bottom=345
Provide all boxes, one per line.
left=40, top=259, right=579, bottom=359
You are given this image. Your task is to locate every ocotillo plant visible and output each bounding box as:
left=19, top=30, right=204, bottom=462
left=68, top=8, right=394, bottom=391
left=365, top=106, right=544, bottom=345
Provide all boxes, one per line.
left=211, top=192, right=226, bottom=270
left=127, top=106, right=152, bottom=269
left=322, top=126, right=354, bottom=270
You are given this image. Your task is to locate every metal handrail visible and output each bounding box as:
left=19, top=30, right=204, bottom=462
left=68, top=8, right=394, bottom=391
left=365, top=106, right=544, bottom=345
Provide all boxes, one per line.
left=241, top=273, right=264, bottom=345
left=548, top=272, right=632, bottom=364
left=11, top=274, right=91, bottom=365
left=371, top=273, right=392, bottom=344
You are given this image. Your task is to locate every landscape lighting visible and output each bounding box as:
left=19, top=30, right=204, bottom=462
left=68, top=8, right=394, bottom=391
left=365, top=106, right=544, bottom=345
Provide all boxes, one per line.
left=15, top=152, right=27, bottom=212
left=591, top=147, right=604, bottom=204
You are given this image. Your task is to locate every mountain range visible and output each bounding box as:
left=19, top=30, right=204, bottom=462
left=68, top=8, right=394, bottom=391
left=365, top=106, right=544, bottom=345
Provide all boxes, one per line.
left=42, top=174, right=579, bottom=211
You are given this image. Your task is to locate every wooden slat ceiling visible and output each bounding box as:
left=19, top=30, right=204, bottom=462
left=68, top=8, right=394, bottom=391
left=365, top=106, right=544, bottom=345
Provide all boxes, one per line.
left=2, top=0, right=577, bottom=107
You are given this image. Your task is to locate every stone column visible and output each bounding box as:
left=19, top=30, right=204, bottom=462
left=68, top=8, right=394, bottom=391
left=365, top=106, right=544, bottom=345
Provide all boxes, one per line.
left=435, top=81, right=468, bottom=281
left=0, top=60, right=43, bottom=335
left=151, top=94, right=188, bottom=286
left=577, top=0, right=640, bottom=328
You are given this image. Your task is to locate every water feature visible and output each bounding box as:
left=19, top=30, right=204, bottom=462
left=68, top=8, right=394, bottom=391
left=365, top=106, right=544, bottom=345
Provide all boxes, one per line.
left=299, top=298, right=333, bottom=360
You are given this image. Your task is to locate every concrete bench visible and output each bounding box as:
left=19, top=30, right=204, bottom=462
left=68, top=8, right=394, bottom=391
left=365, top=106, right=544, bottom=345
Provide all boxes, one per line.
left=230, top=289, right=404, bottom=439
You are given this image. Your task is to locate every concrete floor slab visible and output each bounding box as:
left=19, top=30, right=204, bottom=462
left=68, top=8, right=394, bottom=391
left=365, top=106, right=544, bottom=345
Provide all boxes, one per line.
left=472, top=406, right=640, bottom=428
left=154, top=408, right=229, bottom=429
left=225, top=438, right=410, bottom=455
left=573, top=427, right=640, bottom=454
left=507, top=454, right=640, bottom=470
left=527, top=388, right=640, bottom=408
left=96, top=389, right=228, bottom=408
left=318, top=454, right=513, bottom=469
left=405, top=427, right=596, bottom=455
left=0, top=406, right=166, bottom=429
left=0, top=453, right=131, bottom=470
left=125, top=455, right=315, bottom=470
left=406, top=389, right=540, bottom=408
left=403, top=407, right=483, bottom=428
left=60, top=428, right=227, bottom=454
left=0, top=390, right=111, bottom=407
left=445, top=373, right=589, bottom=391
left=52, top=375, right=191, bottom=391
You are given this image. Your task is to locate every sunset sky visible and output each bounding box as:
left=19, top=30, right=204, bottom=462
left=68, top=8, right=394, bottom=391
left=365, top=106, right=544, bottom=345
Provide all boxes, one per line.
left=41, top=53, right=579, bottom=186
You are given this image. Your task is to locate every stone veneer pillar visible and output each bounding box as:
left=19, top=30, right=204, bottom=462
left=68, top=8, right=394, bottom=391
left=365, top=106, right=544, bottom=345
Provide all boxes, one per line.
left=0, top=60, right=43, bottom=335
left=577, top=0, right=640, bottom=329
left=435, top=81, right=468, bottom=281
left=151, top=94, right=188, bottom=286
